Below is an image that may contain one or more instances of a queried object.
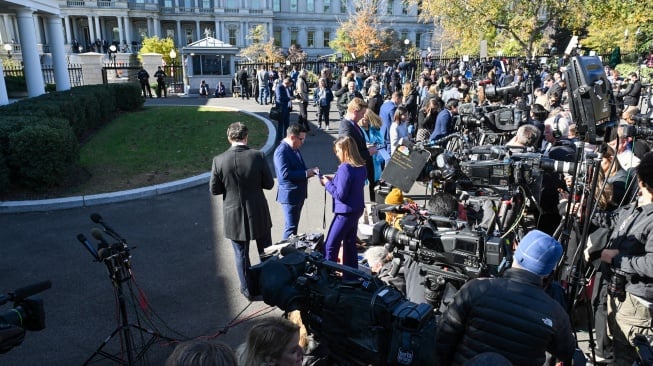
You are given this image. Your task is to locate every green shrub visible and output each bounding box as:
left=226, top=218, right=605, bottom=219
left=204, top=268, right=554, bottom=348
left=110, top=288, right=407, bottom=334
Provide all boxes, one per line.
left=0, top=84, right=141, bottom=191
left=0, top=153, right=9, bottom=194
left=110, top=83, right=144, bottom=111
left=0, top=116, right=45, bottom=156
left=7, top=119, right=79, bottom=189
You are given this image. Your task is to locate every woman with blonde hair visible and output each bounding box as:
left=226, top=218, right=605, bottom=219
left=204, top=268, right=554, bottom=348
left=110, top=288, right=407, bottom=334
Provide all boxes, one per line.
left=239, top=317, right=303, bottom=366
left=319, top=136, right=367, bottom=271
left=359, top=109, right=384, bottom=185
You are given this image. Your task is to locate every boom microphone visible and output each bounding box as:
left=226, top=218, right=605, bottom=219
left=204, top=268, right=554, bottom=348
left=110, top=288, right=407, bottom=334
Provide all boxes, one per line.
left=76, top=234, right=100, bottom=261
left=90, top=213, right=126, bottom=243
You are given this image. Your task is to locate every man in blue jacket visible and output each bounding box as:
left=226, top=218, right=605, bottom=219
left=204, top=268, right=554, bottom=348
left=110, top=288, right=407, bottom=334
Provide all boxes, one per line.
left=275, top=77, right=292, bottom=144
left=379, top=91, right=402, bottom=152
left=273, top=124, right=318, bottom=240
left=430, top=98, right=458, bottom=141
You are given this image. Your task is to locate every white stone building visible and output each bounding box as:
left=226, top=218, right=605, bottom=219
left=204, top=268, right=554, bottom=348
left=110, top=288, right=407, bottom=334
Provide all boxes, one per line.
left=0, top=0, right=435, bottom=103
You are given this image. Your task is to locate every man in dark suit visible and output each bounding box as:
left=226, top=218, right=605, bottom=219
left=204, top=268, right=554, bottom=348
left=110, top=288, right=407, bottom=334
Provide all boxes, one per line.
left=273, top=124, right=319, bottom=240
left=237, top=66, right=250, bottom=100
left=338, top=97, right=377, bottom=201
left=209, top=122, right=274, bottom=300
left=275, top=77, right=292, bottom=144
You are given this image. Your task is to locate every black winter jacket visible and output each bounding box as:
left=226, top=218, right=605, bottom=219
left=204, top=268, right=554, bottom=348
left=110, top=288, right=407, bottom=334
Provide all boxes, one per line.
left=435, top=268, right=575, bottom=366
left=605, top=202, right=653, bottom=301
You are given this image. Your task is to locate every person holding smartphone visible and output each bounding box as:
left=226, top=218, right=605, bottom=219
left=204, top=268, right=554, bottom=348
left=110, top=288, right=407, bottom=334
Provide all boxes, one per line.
left=319, top=136, right=367, bottom=272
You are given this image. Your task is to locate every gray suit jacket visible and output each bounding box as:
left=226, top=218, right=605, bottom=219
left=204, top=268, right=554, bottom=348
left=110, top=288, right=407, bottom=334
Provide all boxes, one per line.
left=210, top=145, right=274, bottom=241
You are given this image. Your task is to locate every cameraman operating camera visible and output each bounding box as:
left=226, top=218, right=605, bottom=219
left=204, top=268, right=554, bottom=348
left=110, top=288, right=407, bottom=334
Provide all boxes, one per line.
left=435, top=230, right=575, bottom=365
left=601, top=151, right=653, bottom=366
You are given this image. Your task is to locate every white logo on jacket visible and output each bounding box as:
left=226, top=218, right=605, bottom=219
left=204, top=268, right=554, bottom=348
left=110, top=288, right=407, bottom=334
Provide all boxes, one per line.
left=542, top=317, right=553, bottom=327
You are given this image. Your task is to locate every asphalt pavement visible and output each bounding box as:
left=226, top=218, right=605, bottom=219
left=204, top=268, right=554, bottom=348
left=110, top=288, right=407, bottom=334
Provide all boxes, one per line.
left=0, top=94, right=346, bottom=365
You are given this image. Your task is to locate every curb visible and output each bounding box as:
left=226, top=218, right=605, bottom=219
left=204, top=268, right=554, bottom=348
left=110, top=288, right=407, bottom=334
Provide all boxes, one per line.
left=0, top=107, right=277, bottom=214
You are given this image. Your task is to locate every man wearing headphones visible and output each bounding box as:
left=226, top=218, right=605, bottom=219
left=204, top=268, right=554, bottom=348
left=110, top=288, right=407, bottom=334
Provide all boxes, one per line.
left=430, top=98, right=459, bottom=141
left=542, top=112, right=575, bottom=160
left=539, top=112, right=576, bottom=235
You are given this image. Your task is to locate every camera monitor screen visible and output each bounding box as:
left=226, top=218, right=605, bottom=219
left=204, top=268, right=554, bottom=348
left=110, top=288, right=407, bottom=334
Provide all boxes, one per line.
left=565, top=56, right=614, bottom=144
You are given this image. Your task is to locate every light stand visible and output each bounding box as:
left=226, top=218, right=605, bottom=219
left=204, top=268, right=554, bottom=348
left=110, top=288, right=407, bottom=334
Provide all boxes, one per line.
left=169, top=49, right=177, bottom=93
left=4, top=43, right=11, bottom=59
left=109, top=44, right=118, bottom=77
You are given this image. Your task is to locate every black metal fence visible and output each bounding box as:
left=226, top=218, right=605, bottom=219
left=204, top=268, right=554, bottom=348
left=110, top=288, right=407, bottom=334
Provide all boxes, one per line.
left=101, top=63, right=183, bottom=93
left=235, top=53, right=612, bottom=83
left=3, top=64, right=84, bottom=87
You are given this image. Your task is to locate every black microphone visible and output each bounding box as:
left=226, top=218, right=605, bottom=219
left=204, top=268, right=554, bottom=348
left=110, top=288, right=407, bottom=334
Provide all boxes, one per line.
left=91, top=228, right=109, bottom=248
left=90, top=212, right=103, bottom=224
left=91, top=228, right=110, bottom=260
left=0, top=281, right=52, bottom=305
left=76, top=234, right=100, bottom=261
left=90, top=213, right=126, bottom=243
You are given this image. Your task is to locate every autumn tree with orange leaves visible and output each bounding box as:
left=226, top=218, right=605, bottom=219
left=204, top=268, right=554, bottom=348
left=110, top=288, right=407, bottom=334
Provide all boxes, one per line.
left=330, top=0, right=393, bottom=59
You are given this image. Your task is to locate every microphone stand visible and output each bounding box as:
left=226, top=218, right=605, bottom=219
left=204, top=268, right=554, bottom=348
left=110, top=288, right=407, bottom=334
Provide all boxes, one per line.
left=83, top=247, right=174, bottom=365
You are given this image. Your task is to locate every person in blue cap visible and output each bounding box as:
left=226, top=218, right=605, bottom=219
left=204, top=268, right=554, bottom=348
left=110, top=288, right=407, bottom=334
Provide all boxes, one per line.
left=435, top=229, right=575, bottom=366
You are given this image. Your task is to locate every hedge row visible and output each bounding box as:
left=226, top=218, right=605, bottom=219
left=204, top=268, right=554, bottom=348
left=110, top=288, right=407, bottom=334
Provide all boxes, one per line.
left=0, top=83, right=144, bottom=193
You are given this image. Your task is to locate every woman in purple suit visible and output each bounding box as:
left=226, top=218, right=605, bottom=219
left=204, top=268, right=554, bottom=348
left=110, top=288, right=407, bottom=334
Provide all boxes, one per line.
left=319, top=136, right=367, bottom=270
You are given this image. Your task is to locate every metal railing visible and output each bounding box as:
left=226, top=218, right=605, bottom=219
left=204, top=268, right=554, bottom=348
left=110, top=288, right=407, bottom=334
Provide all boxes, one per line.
left=3, top=64, right=84, bottom=88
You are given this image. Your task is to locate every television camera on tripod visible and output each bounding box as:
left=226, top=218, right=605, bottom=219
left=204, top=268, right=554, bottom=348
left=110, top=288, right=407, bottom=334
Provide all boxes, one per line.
left=0, top=281, right=51, bottom=354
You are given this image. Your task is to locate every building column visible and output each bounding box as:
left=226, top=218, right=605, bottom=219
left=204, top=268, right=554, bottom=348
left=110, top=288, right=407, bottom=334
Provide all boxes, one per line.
left=16, top=8, right=45, bottom=97
left=72, top=16, right=79, bottom=44
left=241, top=22, right=245, bottom=46
left=63, top=16, right=72, bottom=44
left=87, top=16, right=95, bottom=45
left=47, top=15, right=71, bottom=91
left=3, top=14, right=15, bottom=43
left=0, top=59, right=9, bottom=105
left=125, top=18, right=132, bottom=47
left=94, top=15, right=102, bottom=41
left=100, top=17, right=107, bottom=40
left=147, top=17, right=152, bottom=37
left=117, top=16, right=124, bottom=44
left=33, top=14, right=42, bottom=44
left=176, top=20, right=182, bottom=46
left=196, top=20, right=200, bottom=40
left=214, top=19, right=219, bottom=40
left=153, top=16, right=160, bottom=38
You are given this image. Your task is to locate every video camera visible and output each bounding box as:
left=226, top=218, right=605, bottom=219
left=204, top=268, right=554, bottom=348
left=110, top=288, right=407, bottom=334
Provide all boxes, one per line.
left=484, top=84, right=523, bottom=103
left=370, top=210, right=508, bottom=309
left=249, top=247, right=438, bottom=365
left=457, top=103, right=527, bottom=133
left=0, top=281, right=51, bottom=353
left=460, top=152, right=576, bottom=191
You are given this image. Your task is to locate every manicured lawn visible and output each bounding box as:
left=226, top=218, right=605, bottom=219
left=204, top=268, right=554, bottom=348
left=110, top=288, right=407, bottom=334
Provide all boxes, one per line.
left=74, top=106, right=268, bottom=195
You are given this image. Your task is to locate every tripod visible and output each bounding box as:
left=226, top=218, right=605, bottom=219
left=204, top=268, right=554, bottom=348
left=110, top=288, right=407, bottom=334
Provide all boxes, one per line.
left=83, top=249, right=173, bottom=365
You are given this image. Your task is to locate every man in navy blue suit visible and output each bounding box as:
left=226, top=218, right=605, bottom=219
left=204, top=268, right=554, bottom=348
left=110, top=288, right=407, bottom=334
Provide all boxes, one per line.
left=273, top=124, right=319, bottom=240
left=275, top=77, right=292, bottom=144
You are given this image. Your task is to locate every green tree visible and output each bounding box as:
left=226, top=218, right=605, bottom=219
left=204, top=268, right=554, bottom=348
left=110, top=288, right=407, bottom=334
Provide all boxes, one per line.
left=239, top=24, right=285, bottom=63
left=583, top=0, right=653, bottom=54
left=138, top=36, right=177, bottom=65
left=412, top=0, right=584, bottom=57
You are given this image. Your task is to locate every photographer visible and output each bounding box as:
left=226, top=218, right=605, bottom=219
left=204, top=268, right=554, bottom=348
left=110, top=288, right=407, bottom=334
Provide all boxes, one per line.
left=600, top=151, right=653, bottom=366
left=616, top=72, right=642, bottom=110
left=435, top=230, right=575, bottom=365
